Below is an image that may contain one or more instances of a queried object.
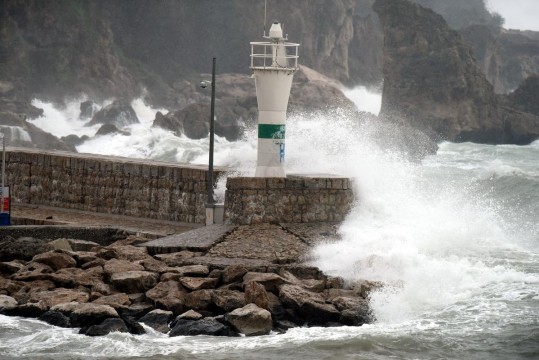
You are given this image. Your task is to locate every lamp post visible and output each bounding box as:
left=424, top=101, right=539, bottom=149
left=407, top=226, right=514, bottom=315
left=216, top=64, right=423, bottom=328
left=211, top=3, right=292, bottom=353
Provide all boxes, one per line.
left=201, top=57, right=216, bottom=205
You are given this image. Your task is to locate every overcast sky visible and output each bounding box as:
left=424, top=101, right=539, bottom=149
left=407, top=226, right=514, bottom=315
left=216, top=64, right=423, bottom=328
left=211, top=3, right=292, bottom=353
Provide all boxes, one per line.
left=486, top=0, right=539, bottom=31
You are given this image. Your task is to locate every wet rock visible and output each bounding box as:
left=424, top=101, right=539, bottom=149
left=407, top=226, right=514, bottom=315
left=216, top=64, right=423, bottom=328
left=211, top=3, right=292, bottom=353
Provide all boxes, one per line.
left=243, top=272, right=285, bottom=293
left=0, top=295, right=18, bottom=312
left=180, top=277, right=218, bottom=291
left=88, top=100, right=139, bottom=128
left=61, top=134, right=90, bottom=147
left=244, top=281, right=269, bottom=310
left=3, top=301, right=47, bottom=318
left=38, top=310, right=72, bottom=328
left=278, top=269, right=325, bottom=293
left=52, top=302, right=119, bottom=328
left=300, top=300, right=340, bottom=325
left=123, top=316, right=146, bottom=335
left=145, top=281, right=186, bottom=314
left=225, top=303, right=272, bottom=336
left=32, top=251, right=77, bottom=271
left=139, top=309, right=173, bottom=333
left=80, top=100, right=98, bottom=119
left=117, top=303, right=153, bottom=320
left=84, top=318, right=129, bottom=336
left=110, top=271, right=158, bottom=293
left=211, top=289, right=246, bottom=312
left=169, top=318, right=236, bottom=337
left=278, top=284, right=325, bottom=309
left=95, top=124, right=130, bottom=136
left=153, top=106, right=209, bottom=139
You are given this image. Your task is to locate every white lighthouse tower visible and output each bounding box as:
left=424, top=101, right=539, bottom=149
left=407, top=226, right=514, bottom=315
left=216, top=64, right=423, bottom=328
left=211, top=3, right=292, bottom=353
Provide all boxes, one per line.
left=250, top=22, right=299, bottom=177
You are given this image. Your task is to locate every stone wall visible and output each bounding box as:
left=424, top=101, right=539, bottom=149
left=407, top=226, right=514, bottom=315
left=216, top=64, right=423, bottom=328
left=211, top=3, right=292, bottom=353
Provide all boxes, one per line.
left=5, top=148, right=222, bottom=224
left=225, top=176, right=355, bottom=225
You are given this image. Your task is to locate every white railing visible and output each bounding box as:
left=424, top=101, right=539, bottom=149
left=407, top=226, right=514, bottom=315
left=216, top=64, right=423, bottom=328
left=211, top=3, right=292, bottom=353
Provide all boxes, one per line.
left=250, top=41, right=299, bottom=70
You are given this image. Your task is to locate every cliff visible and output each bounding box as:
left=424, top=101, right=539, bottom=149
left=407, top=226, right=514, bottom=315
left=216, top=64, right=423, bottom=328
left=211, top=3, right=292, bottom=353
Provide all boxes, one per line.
left=373, top=0, right=539, bottom=145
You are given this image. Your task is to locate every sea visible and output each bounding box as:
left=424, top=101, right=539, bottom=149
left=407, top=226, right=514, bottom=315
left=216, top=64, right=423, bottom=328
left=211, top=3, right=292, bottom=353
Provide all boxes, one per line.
left=0, top=87, right=537, bottom=359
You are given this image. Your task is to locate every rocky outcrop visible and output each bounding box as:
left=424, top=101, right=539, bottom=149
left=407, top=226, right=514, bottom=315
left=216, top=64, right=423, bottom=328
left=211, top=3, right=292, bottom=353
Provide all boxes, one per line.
left=460, top=27, right=539, bottom=94
left=505, top=75, right=539, bottom=116
left=88, top=100, right=139, bottom=128
left=374, top=0, right=539, bottom=145
left=0, top=112, right=76, bottom=152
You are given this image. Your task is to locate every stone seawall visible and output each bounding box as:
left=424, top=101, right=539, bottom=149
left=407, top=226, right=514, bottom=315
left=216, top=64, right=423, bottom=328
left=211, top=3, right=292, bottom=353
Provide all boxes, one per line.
left=225, top=176, right=355, bottom=225
left=5, top=148, right=222, bottom=224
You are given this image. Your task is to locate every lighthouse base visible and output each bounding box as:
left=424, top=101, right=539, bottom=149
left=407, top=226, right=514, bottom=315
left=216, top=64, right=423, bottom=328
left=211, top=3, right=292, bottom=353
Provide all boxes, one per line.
left=224, top=175, right=355, bottom=225
left=255, top=166, right=286, bottom=178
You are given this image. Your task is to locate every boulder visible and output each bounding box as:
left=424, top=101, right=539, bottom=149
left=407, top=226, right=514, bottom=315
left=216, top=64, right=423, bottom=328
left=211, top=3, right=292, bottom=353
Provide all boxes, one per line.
left=3, top=301, right=48, bottom=317
left=92, top=293, right=131, bottom=308
left=222, top=265, right=248, bottom=284
left=47, top=239, right=72, bottom=251
left=31, top=251, right=77, bottom=271
left=0, top=295, right=18, bottom=312
left=29, top=288, right=90, bottom=308
left=145, top=281, right=187, bottom=314
left=154, top=251, right=199, bottom=266
left=0, top=237, right=52, bottom=262
left=278, top=284, right=325, bottom=309
left=80, top=100, right=98, bottom=119
left=139, top=309, right=174, bottom=334
left=11, top=262, right=54, bottom=281
left=84, top=318, right=129, bottom=336
left=225, top=303, right=272, bottom=336
left=68, top=240, right=101, bottom=252
left=153, top=106, right=209, bottom=140
left=88, top=100, right=139, bottom=127
left=506, top=74, right=539, bottom=116
left=109, top=246, right=150, bottom=261
left=38, top=310, right=72, bottom=328
left=177, top=310, right=203, bottom=321
left=244, top=281, right=269, bottom=310
left=180, top=277, right=218, bottom=291
left=95, top=124, right=129, bottom=136
left=51, top=302, right=119, bottom=328
left=183, top=290, right=213, bottom=311
left=47, top=266, right=104, bottom=288
left=211, top=289, right=246, bottom=312
left=300, top=300, right=340, bottom=325
left=243, top=272, right=285, bottom=293
left=138, top=258, right=168, bottom=273
left=169, top=318, right=236, bottom=337
left=61, top=134, right=90, bottom=147
left=103, top=259, right=145, bottom=277
left=0, top=261, right=25, bottom=274
left=110, top=271, right=158, bottom=293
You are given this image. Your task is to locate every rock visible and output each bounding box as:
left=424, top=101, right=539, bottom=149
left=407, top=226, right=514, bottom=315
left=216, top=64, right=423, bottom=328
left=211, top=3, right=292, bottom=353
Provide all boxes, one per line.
left=138, top=258, right=168, bottom=273
left=10, top=280, right=55, bottom=304
left=244, top=281, right=269, bottom=310
left=0, top=277, right=25, bottom=296
left=373, top=0, right=539, bottom=145
left=243, top=272, right=285, bottom=293
left=278, top=284, right=325, bottom=309
left=61, top=134, right=90, bottom=147
left=80, top=100, right=98, bottom=119
left=51, top=302, right=119, bottom=328
left=222, top=265, right=248, bottom=284
left=68, top=240, right=101, bottom=252
left=81, top=258, right=106, bottom=270
left=177, top=310, right=203, bottom=321
left=153, top=105, right=209, bottom=139
left=123, top=316, right=147, bottom=335
left=95, top=124, right=129, bottom=136
left=326, top=276, right=345, bottom=290
left=225, top=303, right=272, bottom=336
left=169, top=318, right=236, bottom=337
left=0, top=261, right=25, bottom=274
left=340, top=308, right=371, bottom=326
left=3, top=301, right=48, bottom=318
left=117, top=303, right=153, bottom=320
left=47, top=266, right=104, bottom=288
left=139, top=309, right=173, bottom=333
left=155, top=251, right=199, bottom=266
left=506, top=75, right=539, bottom=116
left=29, top=288, right=89, bottom=308
left=110, top=271, right=158, bottom=293
left=11, top=262, right=54, bottom=281
left=183, top=290, right=213, bottom=311
left=0, top=295, right=18, bottom=312
left=174, top=265, right=210, bottom=277
left=145, top=281, right=186, bottom=314
left=95, top=248, right=119, bottom=260
left=32, top=251, right=77, bottom=271
left=180, top=277, right=218, bottom=291
left=0, top=237, right=52, bottom=262
left=47, top=239, right=73, bottom=251
left=110, top=245, right=150, bottom=261
left=300, top=300, right=340, bottom=326
left=278, top=269, right=326, bottom=293
left=103, top=259, right=145, bottom=277
left=38, top=310, right=72, bottom=328
left=211, top=289, right=246, bottom=312
left=88, top=100, right=139, bottom=127
left=92, top=293, right=131, bottom=308
left=84, top=318, right=129, bottom=336
left=349, top=280, right=384, bottom=299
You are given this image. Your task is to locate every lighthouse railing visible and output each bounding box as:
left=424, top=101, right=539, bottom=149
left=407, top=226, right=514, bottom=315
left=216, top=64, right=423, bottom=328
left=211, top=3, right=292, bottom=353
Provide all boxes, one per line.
left=250, top=42, right=299, bottom=70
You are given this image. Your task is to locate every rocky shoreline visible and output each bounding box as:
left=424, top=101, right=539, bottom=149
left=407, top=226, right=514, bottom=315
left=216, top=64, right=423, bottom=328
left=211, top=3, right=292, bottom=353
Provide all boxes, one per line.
left=0, top=225, right=378, bottom=337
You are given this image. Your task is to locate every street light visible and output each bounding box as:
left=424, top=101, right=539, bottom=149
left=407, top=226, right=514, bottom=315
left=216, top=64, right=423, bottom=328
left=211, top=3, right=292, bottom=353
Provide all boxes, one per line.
left=200, top=57, right=216, bottom=206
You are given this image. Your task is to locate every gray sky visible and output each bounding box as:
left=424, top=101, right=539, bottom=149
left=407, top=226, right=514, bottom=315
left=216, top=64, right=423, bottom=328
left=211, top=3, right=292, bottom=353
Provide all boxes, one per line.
left=487, top=0, right=539, bottom=31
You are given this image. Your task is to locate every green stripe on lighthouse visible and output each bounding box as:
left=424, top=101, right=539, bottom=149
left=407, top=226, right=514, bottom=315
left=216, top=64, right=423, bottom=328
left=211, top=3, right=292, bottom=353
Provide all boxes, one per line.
left=258, top=124, right=285, bottom=139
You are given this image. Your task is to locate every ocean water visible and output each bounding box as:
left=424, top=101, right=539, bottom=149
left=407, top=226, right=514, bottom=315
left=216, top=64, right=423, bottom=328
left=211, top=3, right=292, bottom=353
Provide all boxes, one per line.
left=1, top=91, right=538, bottom=359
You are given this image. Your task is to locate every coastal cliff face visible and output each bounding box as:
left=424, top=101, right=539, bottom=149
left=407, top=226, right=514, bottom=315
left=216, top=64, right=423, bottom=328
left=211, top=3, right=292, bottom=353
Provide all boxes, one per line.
left=373, top=0, right=539, bottom=144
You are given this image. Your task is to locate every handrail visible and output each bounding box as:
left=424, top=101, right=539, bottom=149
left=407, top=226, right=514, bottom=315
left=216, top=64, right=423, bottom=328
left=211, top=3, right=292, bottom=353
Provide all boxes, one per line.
left=250, top=41, right=299, bottom=70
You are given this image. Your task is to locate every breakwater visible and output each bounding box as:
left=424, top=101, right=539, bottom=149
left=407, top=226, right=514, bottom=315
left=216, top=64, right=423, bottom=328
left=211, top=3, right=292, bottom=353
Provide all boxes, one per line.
left=5, top=147, right=222, bottom=224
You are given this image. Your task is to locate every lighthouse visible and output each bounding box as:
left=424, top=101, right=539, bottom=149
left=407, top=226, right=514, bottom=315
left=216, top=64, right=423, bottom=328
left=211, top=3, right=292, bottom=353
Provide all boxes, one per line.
left=250, top=22, right=299, bottom=177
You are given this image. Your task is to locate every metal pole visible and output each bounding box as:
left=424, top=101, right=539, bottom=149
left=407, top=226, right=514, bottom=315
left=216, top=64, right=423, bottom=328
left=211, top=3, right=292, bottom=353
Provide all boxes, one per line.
left=207, top=57, right=216, bottom=205
left=1, top=134, right=4, bottom=213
